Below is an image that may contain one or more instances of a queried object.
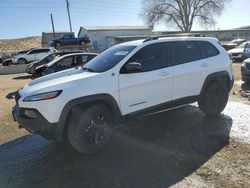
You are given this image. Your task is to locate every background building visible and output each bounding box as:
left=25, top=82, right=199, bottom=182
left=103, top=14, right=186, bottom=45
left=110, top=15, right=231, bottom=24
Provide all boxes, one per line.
left=160, top=26, right=250, bottom=41
left=78, top=26, right=153, bottom=51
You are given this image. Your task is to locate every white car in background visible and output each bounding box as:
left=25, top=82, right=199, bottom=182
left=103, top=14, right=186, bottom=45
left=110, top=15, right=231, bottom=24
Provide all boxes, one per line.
left=12, top=47, right=56, bottom=64
left=228, top=41, right=250, bottom=61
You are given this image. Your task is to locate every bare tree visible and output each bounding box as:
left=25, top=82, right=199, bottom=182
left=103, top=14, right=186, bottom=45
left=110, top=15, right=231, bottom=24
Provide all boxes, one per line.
left=141, top=0, right=231, bottom=31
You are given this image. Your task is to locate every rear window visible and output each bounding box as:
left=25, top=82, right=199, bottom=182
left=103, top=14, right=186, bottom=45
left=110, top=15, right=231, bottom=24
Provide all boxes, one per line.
left=198, top=41, right=220, bottom=58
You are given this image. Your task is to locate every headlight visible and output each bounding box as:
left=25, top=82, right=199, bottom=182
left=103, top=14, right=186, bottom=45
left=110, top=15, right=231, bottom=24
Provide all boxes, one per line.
left=23, top=90, right=62, bottom=102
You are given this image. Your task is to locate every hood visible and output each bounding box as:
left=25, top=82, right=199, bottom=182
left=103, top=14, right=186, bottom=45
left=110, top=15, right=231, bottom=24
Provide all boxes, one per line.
left=228, top=48, right=244, bottom=53
left=29, top=67, right=84, bottom=86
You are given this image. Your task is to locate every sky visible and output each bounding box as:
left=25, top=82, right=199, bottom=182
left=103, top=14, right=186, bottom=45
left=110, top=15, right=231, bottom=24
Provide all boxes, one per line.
left=0, top=0, right=249, bottom=39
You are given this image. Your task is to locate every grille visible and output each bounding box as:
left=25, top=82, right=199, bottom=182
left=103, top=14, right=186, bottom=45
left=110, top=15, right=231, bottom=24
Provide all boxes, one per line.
left=246, top=63, right=250, bottom=70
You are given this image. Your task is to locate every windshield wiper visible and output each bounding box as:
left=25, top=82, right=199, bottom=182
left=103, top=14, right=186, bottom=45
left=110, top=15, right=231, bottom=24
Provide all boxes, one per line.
left=81, top=67, right=95, bottom=72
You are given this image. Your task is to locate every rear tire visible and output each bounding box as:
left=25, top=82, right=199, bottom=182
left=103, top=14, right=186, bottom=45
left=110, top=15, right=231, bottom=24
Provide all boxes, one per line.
left=198, top=81, right=229, bottom=116
left=68, top=104, right=114, bottom=154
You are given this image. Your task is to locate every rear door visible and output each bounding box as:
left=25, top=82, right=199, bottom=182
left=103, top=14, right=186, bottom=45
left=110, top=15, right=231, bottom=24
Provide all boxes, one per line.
left=119, top=42, right=173, bottom=115
left=170, top=41, right=213, bottom=100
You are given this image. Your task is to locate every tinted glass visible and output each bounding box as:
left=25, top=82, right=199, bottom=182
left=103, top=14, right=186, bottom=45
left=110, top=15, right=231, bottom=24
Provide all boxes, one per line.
left=30, top=49, right=50, bottom=54
left=171, top=41, right=201, bottom=65
left=198, top=41, right=219, bottom=58
left=56, top=56, right=73, bottom=67
left=126, top=42, right=168, bottom=72
left=83, top=45, right=136, bottom=72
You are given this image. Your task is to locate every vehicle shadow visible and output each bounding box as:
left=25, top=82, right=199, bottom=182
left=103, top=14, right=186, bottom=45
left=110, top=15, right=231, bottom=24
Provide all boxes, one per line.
left=5, top=92, right=15, bottom=99
left=12, top=75, right=31, bottom=80
left=0, top=105, right=232, bottom=188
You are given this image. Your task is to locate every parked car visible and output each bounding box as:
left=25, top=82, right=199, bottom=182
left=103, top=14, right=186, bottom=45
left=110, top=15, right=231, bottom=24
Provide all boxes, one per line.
left=223, top=39, right=247, bottom=51
left=228, top=41, right=250, bottom=61
left=241, top=58, right=250, bottom=83
left=50, top=34, right=90, bottom=48
left=12, top=47, right=56, bottom=64
left=34, top=52, right=98, bottom=77
left=2, top=59, right=13, bottom=66
left=13, top=36, right=233, bottom=154
left=25, top=50, right=85, bottom=74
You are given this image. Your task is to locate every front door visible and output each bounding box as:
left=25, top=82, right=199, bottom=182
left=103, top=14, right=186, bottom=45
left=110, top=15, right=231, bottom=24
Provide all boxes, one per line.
left=119, top=42, right=173, bottom=115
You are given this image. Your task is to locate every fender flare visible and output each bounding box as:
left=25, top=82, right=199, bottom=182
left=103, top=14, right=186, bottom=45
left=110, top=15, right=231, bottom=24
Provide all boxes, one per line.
left=55, top=93, right=122, bottom=141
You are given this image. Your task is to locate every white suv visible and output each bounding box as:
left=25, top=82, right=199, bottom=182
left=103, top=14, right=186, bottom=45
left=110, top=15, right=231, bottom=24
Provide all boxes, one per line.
left=12, top=48, right=56, bottom=64
left=13, top=36, right=234, bottom=154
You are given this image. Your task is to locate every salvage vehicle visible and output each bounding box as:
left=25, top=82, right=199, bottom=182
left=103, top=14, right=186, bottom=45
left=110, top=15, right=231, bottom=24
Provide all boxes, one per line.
left=50, top=34, right=90, bottom=48
left=25, top=50, right=85, bottom=74
left=13, top=36, right=234, bottom=154
left=34, top=52, right=98, bottom=77
left=12, top=48, right=56, bottom=64
left=241, top=58, right=250, bottom=83
left=228, top=41, right=250, bottom=61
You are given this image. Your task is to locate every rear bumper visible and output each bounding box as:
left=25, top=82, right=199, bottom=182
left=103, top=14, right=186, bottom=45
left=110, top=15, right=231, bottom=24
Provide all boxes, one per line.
left=12, top=105, right=58, bottom=139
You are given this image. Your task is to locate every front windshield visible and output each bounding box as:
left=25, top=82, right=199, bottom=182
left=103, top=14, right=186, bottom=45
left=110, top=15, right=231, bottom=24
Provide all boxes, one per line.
left=237, top=42, right=247, bottom=48
left=82, top=45, right=136, bottom=72
left=42, top=53, right=56, bottom=63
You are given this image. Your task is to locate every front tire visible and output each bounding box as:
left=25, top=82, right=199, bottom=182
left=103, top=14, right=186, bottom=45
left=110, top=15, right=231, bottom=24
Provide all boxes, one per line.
left=198, top=81, right=229, bottom=116
left=17, top=58, right=27, bottom=64
left=68, top=104, right=114, bottom=154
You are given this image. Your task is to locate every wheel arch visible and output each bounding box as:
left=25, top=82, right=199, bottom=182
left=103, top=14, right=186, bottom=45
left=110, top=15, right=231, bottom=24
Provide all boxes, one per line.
left=55, top=93, right=122, bottom=142
left=199, top=71, right=232, bottom=99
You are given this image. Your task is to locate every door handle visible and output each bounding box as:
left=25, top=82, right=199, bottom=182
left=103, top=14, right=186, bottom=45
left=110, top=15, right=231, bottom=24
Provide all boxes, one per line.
left=201, top=63, right=208, bottom=68
left=159, top=72, right=171, bottom=77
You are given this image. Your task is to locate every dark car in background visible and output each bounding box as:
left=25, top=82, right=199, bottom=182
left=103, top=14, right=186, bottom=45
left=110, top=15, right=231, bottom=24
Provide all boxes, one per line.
left=241, top=58, right=250, bottom=83
left=50, top=34, right=90, bottom=48
left=34, top=52, right=98, bottom=77
left=25, top=50, right=85, bottom=74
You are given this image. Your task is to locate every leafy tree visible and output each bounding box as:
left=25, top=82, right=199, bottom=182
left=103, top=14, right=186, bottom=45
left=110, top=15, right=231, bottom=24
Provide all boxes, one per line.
left=141, top=0, right=231, bottom=31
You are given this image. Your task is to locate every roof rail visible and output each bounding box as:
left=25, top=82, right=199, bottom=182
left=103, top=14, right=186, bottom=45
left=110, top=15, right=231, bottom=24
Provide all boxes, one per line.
left=143, top=36, right=159, bottom=43
left=142, top=33, right=206, bottom=43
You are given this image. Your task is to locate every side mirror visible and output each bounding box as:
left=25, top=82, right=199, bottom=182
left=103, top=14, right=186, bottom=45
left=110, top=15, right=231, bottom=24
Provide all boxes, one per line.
left=125, top=62, right=142, bottom=72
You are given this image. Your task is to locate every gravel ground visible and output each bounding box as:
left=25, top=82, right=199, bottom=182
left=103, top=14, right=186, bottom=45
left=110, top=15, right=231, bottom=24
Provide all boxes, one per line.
left=0, top=73, right=249, bottom=188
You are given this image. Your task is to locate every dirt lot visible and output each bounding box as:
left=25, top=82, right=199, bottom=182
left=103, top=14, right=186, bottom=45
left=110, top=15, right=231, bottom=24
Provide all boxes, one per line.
left=0, top=36, right=41, bottom=52
left=0, top=64, right=249, bottom=188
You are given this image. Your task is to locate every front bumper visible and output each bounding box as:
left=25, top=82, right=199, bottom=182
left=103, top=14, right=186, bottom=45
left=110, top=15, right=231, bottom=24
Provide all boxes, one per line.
left=241, top=67, right=250, bottom=81
left=12, top=105, right=58, bottom=139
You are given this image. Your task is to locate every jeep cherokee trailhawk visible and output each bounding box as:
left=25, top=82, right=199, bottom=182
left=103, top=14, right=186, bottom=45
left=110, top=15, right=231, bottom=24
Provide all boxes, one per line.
left=13, top=36, right=234, bottom=154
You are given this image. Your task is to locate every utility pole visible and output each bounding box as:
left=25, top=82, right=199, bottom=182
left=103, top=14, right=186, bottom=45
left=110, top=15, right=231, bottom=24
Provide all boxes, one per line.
left=66, top=0, right=72, bottom=32
left=50, top=13, right=56, bottom=38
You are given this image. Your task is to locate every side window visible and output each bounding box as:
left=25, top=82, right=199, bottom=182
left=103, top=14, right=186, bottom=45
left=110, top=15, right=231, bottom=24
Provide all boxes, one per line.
left=171, top=41, right=201, bottom=65
left=29, top=50, right=39, bottom=54
left=57, top=57, right=73, bottom=67
left=126, top=42, right=168, bottom=72
left=29, top=49, right=50, bottom=54
left=198, top=41, right=220, bottom=58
